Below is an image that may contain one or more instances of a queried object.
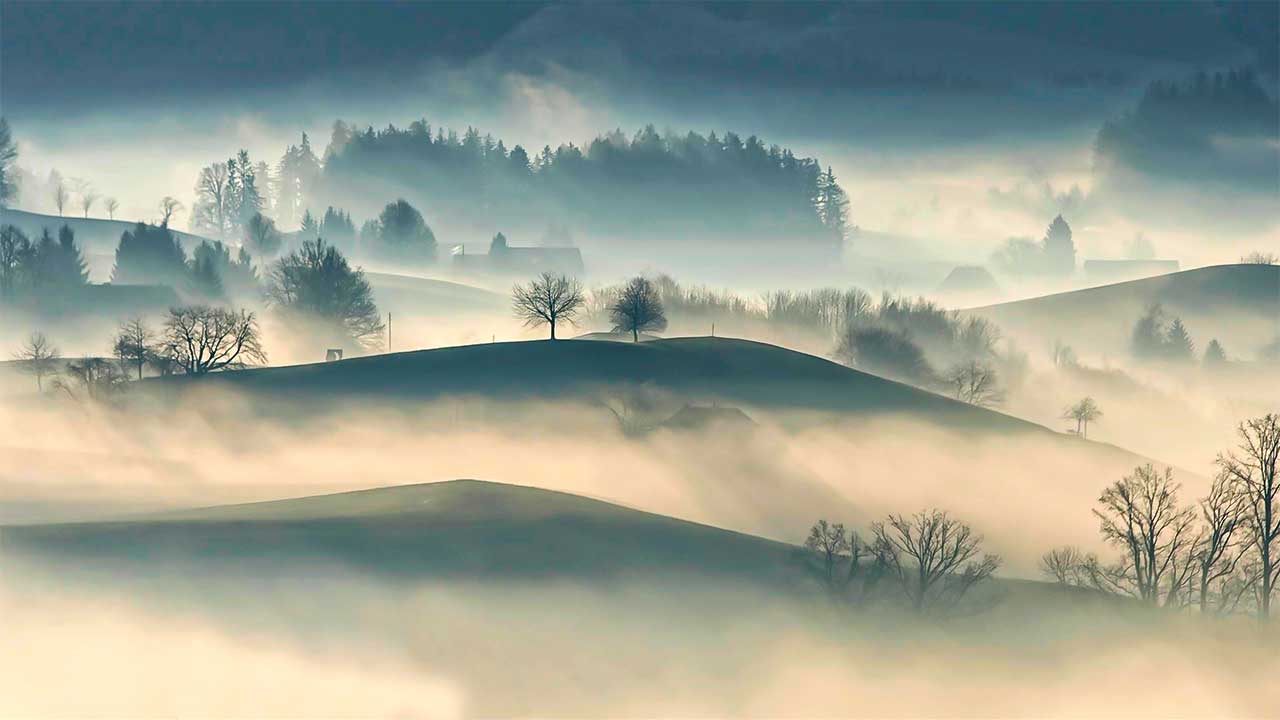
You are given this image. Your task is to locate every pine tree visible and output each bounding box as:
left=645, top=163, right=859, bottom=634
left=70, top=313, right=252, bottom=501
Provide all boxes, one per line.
left=1042, top=215, right=1076, bottom=276
left=1165, top=317, right=1195, bottom=361
left=300, top=209, right=318, bottom=237
left=52, top=225, right=88, bottom=287
left=1203, top=338, right=1227, bottom=366
left=815, top=166, right=851, bottom=247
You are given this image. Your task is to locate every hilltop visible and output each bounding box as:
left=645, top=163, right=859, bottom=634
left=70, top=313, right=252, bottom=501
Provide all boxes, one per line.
left=148, top=336, right=1036, bottom=432
left=967, top=264, right=1279, bottom=355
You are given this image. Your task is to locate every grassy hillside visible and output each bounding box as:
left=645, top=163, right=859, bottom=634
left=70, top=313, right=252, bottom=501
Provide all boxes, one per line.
left=147, top=336, right=1039, bottom=433
left=966, top=264, right=1280, bottom=355
left=364, top=271, right=507, bottom=314
left=1, top=208, right=215, bottom=254
left=1, top=479, right=802, bottom=582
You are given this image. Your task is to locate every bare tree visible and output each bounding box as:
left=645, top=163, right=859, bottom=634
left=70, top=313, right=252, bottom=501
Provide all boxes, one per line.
left=104, top=197, right=119, bottom=220
left=1240, top=251, right=1278, bottom=265
left=192, top=163, right=229, bottom=236
left=1193, top=474, right=1250, bottom=615
left=160, top=306, right=267, bottom=374
left=160, top=196, right=184, bottom=226
left=1063, top=396, right=1102, bottom=437
left=12, top=331, right=59, bottom=391
left=112, top=317, right=156, bottom=380
left=80, top=191, right=98, bottom=218
left=1094, top=464, right=1199, bottom=607
left=871, top=509, right=1000, bottom=614
left=512, top=272, right=584, bottom=340
left=945, top=360, right=1004, bottom=407
left=52, top=178, right=69, bottom=216
left=1050, top=339, right=1077, bottom=368
left=52, top=357, right=128, bottom=403
left=1217, top=414, right=1280, bottom=620
left=803, top=519, right=883, bottom=606
left=1039, top=546, right=1090, bottom=586
left=609, top=276, right=668, bottom=341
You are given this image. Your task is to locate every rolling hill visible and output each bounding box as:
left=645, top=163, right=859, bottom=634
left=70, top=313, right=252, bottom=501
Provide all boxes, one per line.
left=146, top=336, right=1038, bottom=432
left=966, top=264, right=1280, bottom=356
left=0, top=208, right=215, bottom=254
left=0, top=479, right=802, bottom=582
left=364, top=271, right=507, bottom=314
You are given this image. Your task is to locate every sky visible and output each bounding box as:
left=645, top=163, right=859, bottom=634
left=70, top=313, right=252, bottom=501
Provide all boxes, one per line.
left=2, top=0, right=1277, bottom=269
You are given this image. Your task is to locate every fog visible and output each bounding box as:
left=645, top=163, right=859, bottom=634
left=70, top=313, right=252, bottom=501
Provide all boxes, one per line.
left=3, top=557, right=1276, bottom=717
left=2, top=2, right=1277, bottom=715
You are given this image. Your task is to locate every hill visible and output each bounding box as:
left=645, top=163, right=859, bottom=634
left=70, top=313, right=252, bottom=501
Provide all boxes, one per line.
left=364, top=271, right=507, bottom=314
left=966, top=264, right=1280, bottom=356
left=147, top=336, right=1038, bottom=432
left=0, top=479, right=801, bottom=582
left=0, top=208, right=215, bottom=255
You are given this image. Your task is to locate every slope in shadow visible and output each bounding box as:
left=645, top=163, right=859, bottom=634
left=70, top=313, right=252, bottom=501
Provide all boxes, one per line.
left=1, top=480, right=803, bottom=583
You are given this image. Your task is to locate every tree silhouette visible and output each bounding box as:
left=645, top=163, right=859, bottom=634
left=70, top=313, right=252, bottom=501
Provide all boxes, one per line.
left=871, top=509, right=1000, bottom=615
left=1093, top=464, right=1199, bottom=607
left=245, top=212, right=283, bottom=257
left=160, top=196, right=184, bottom=226
left=945, top=360, right=1003, bottom=407
left=1042, top=215, right=1075, bottom=276
left=1064, top=397, right=1102, bottom=437
left=266, top=237, right=384, bottom=349
left=112, top=317, right=156, bottom=381
left=835, top=325, right=934, bottom=385
left=1165, top=318, right=1195, bottom=360
left=512, top=272, right=584, bottom=340
left=0, top=118, right=16, bottom=207
left=12, top=331, right=59, bottom=391
left=609, top=276, right=667, bottom=341
left=1203, top=339, right=1227, bottom=366
left=104, top=197, right=119, bottom=220
left=52, top=177, right=68, bottom=216
left=160, top=306, right=267, bottom=374
left=1217, top=414, right=1280, bottom=620
left=112, top=223, right=188, bottom=286
left=372, top=199, right=436, bottom=263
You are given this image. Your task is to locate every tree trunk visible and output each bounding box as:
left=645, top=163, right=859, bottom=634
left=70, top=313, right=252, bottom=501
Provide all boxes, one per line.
left=550, top=320, right=556, bottom=340
left=632, top=327, right=638, bottom=342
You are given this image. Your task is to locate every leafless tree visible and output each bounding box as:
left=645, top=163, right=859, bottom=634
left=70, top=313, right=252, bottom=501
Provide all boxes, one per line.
left=1094, top=464, right=1199, bottom=607
left=871, top=509, right=1000, bottom=614
left=512, top=272, right=584, bottom=340
left=160, top=306, right=267, bottom=374
left=52, top=357, right=128, bottom=403
left=160, top=196, right=184, bottom=226
left=945, top=360, right=1004, bottom=407
left=1217, top=414, right=1280, bottom=620
left=1192, top=474, right=1250, bottom=615
left=79, top=190, right=98, bottom=218
left=1039, top=546, right=1090, bottom=586
left=1050, top=339, right=1077, bottom=368
left=803, top=519, right=884, bottom=606
left=1064, top=396, right=1102, bottom=437
left=193, top=163, right=229, bottom=236
left=104, top=197, right=119, bottom=220
left=12, top=331, right=59, bottom=391
left=112, top=317, right=156, bottom=380
left=52, top=178, right=69, bottom=216
left=1240, top=251, right=1278, bottom=265
left=609, top=276, right=667, bottom=341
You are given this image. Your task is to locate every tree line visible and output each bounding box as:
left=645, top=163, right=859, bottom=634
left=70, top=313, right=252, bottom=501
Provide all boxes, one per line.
left=1041, top=414, right=1280, bottom=620
left=185, top=121, right=851, bottom=258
